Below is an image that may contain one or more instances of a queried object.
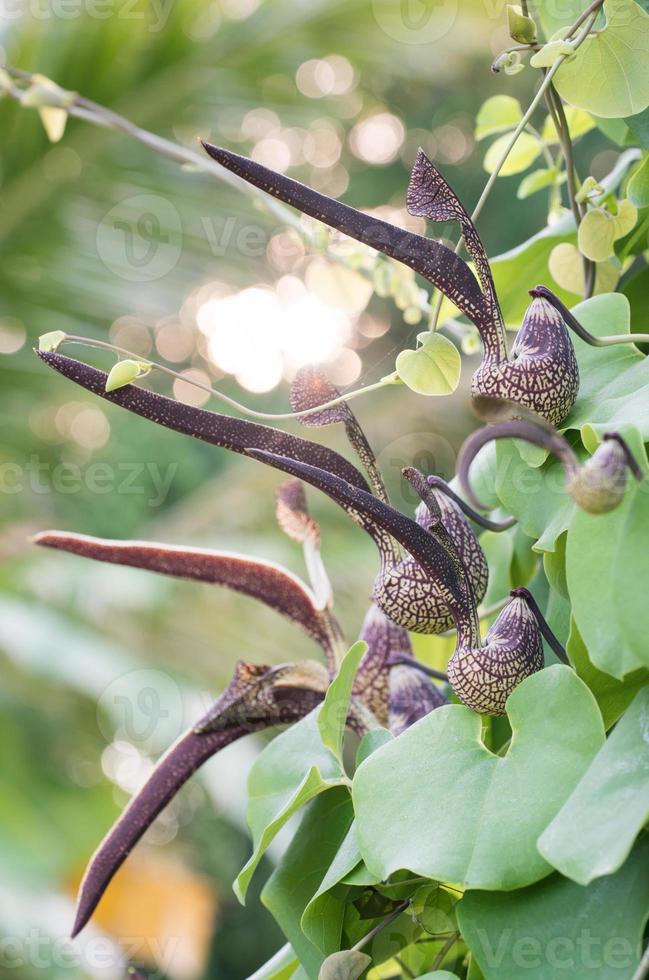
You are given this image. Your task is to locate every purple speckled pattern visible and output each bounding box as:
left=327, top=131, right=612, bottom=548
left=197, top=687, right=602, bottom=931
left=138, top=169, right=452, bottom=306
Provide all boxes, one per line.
left=472, top=296, right=579, bottom=426
left=449, top=594, right=544, bottom=715
left=376, top=485, right=488, bottom=633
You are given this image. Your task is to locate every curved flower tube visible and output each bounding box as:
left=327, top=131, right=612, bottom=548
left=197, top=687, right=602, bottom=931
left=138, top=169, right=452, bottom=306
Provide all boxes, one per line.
left=457, top=411, right=643, bottom=515
left=69, top=660, right=330, bottom=937
left=33, top=529, right=344, bottom=671
left=36, top=350, right=486, bottom=635
left=203, top=142, right=581, bottom=425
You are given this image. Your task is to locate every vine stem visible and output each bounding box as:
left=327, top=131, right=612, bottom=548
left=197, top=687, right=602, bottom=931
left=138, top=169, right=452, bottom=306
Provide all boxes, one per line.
left=431, top=931, right=460, bottom=971
left=429, top=0, right=604, bottom=332
left=352, top=900, right=411, bottom=952
left=54, top=334, right=400, bottom=421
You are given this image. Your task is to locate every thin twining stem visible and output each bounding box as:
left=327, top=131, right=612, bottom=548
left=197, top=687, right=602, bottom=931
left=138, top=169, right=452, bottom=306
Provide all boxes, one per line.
left=387, top=655, right=449, bottom=683
left=426, top=475, right=516, bottom=532
left=544, top=82, right=595, bottom=299
left=53, top=334, right=399, bottom=421
left=3, top=67, right=306, bottom=234
left=429, top=0, right=604, bottom=332
left=352, top=900, right=411, bottom=952
left=533, top=287, right=649, bottom=346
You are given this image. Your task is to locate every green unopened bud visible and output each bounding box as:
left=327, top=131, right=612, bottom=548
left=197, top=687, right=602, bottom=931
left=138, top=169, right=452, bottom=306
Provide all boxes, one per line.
left=105, top=359, right=153, bottom=393
left=567, top=437, right=634, bottom=514
left=38, top=330, right=66, bottom=352
left=507, top=4, right=537, bottom=44
left=530, top=39, right=574, bottom=68
left=576, top=175, right=604, bottom=204
left=492, top=50, right=525, bottom=74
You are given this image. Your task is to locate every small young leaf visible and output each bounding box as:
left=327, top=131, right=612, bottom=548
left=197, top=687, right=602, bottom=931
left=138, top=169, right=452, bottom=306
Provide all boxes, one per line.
left=575, top=175, right=604, bottom=203
left=578, top=209, right=616, bottom=261
left=38, top=330, right=66, bottom=352
left=628, top=154, right=649, bottom=208
left=105, top=359, right=153, bottom=392
left=395, top=333, right=461, bottom=396
left=548, top=242, right=619, bottom=296
left=318, top=951, right=372, bottom=980
left=483, top=131, right=543, bottom=176
left=507, top=4, right=537, bottom=43
left=530, top=39, right=574, bottom=68
left=578, top=200, right=637, bottom=261
left=517, top=168, right=559, bottom=199
left=475, top=95, right=523, bottom=140
left=38, top=107, right=67, bottom=143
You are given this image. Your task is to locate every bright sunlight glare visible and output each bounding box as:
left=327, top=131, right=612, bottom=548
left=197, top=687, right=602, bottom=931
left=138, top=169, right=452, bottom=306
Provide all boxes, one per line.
left=196, top=281, right=352, bottom=393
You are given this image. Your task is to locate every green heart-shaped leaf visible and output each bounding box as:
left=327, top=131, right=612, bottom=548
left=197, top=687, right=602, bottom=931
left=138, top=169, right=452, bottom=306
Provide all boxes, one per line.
left=554, top=0, right=649, bottom=118
left=353, top=666, right=604, bottom=891
left=395, top=333, right=460, bottom=396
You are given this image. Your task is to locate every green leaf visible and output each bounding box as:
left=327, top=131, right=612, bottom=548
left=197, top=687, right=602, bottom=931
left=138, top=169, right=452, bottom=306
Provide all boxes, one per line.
left=538, top=688, right=649, bottom=885
left=353, top=666, right=604, bottom=890
left=548, top=242, right=619, bottom=297
left=566, top=486, right=646, bottom=678
left=247, top=944, right=298, bottom=980
left=517, top=168, right=559, bottom=200
left=507, top=4, right=537, bottom=44
left=458, top=835, right=649, bottom=980
left=263, top=789, right=354, bottom=977
left=355, top=729, right=392, bottom=768
left=567, top=620, right=648, bottom=729
left=318, top=641, right=367, bottom=764
left=415, top=974, right=461, bottom=980
left=38, top=330, right=66, bottom=353
left=235, top=708, right=346, bottom=902
left=554, top=0, right=649, bottom=118
left=578, top=201, right=637, bottom=261
left=628, top=155, right=649, bottom=208
left=301, top=821, right=366, bottom=955
left=483, top=132, right=543, bottom=176
left=475, top=95, right=523, bottom=140
left=318, top=951, right=371, bottom=980
left=410, top=883, right=458, bottom=936
left=530, top=39, right=574, bottom=68
left=562, top=293, right=649, bottom=444
left=105, top=359, right=153, bottom=392
left=612, top=485, right=649, bottom=668
left=395, top=333, right=461, bottom=396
